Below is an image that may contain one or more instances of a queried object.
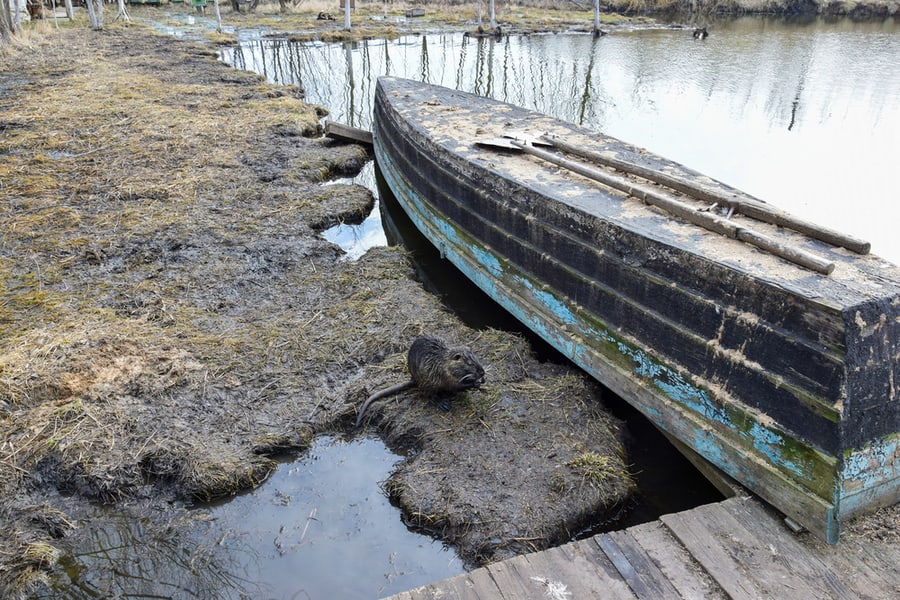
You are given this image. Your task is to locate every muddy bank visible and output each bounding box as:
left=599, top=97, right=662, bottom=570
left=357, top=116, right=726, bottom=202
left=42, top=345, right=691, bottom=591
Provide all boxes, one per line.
left=0, top=24, right=633, bottom=596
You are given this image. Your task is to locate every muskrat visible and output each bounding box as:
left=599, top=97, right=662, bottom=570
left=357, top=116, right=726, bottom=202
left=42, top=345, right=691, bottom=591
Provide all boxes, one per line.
left=355, top=335, right=485, bottom=427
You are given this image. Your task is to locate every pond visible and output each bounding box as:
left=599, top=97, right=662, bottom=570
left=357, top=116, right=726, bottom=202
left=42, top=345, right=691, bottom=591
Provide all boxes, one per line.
left=223, top=16, right=900, bottom=265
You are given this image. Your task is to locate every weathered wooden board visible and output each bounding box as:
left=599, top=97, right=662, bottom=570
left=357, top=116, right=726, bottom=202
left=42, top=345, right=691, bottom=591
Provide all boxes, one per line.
left=574, top=538, right=640, bottom=599
left=726, top=497, right=859, bottom=599
left=803, top=537, right=899, bottom=600
left=324, top=120, right=373, bottom=146
left=660, top=502, right=767, bottom=598
left=518, top=541, right=631, bottom=598
left=596, top=529, right=683, bottom=599
left=485, top=558, right=546, bottom=599
left=628, top=520, right=726, bottom=599
left=381, top=496, right=896, bottom=600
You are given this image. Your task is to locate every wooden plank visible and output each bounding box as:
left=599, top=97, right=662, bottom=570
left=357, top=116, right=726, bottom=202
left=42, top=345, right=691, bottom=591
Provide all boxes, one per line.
left=802, top=536, right=897, bottom=600
left=629, top=520, right=727, bottom=599
left=856, top=542, right=900, bottom=595
left=504, top=554, right=570, bottom=599
left=433, top=571, right=489, bottom=600
left=661, top=503, right=766, bottom=598
left=572, top=538, right=640, bottom=599
left=402, top=567, right=501, bottom=600
left=466, top=566, right=506, bottom=599
left=596, top=530, right=682, bottom=599
left=406, top=586, right=444, bottom=600
left=324, top=120, right=373, bottom=146
left=485, top=557, right=545, bottom=599
left=517, top=542, right=630, bottom=598
left=664, top=498, right=837, bottom=598
left=726, top=497, right=859, bottom=599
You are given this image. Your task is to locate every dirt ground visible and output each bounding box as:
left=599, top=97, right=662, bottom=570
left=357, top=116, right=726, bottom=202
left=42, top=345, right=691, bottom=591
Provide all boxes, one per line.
left=0, top=18, right=635, bottom=597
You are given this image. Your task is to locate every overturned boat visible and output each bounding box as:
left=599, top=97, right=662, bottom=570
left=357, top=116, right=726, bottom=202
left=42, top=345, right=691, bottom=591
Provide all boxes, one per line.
left=372, top=77, right=899, bottom=543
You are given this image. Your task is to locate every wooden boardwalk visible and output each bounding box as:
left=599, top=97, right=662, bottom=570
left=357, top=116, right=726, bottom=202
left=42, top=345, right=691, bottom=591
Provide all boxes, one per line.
left=385, top=495, right=899, bottom=599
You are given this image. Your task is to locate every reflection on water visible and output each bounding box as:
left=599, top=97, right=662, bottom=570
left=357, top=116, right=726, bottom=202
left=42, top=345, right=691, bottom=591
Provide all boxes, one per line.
left=46, top=437, right=463, bottom=599
left=198, top=436, right=463, bottom=598
left=321, top=162, right=388, bottom=259
left=223, top=17, right=900, bottom=264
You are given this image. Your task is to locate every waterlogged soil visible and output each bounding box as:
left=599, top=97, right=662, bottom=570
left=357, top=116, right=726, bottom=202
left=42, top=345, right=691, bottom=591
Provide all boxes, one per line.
left=0, top=24, right=634, bottom=597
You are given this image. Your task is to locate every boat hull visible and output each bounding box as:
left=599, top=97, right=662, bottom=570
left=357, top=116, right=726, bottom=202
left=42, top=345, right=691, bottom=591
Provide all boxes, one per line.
left=372, top=77, right=900, bottom=543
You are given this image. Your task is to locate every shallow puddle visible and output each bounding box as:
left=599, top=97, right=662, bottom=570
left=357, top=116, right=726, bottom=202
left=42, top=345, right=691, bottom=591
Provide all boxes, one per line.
left=200, top=435, right=464, bottom=598
left=321, top=162, right=387, bottom=260
left=45, top=436, right=463, bottom=598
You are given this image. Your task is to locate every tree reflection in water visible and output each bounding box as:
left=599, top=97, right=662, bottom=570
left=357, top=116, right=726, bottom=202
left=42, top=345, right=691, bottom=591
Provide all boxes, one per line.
left=46, top=505, right=267, bottom=598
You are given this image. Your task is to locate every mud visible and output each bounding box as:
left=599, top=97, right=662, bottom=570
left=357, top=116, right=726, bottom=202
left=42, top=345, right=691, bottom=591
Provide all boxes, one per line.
left=0, top=22, right=633, bottom=597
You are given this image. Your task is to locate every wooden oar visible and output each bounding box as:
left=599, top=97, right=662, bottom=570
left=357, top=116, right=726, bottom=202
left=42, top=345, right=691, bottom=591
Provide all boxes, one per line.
left=513, top=132, right=870, bottom=255
left=476, top=137, right=836, bottom=275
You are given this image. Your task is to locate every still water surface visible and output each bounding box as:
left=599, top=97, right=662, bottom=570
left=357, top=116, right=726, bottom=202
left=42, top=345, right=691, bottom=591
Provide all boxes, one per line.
left=224, top=17, right=900, bottom=264
left=48, top=437, right=462, bottom=598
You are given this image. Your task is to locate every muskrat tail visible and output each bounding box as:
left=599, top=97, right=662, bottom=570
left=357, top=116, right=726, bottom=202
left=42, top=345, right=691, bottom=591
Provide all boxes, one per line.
left=355, top=381, right=415, bottom=428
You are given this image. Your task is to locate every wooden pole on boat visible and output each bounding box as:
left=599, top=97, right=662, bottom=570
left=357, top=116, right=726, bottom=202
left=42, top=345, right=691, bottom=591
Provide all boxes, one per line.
left=479, top=138, right=835, bottom=275
left=540, top=134, right=871, bottom=255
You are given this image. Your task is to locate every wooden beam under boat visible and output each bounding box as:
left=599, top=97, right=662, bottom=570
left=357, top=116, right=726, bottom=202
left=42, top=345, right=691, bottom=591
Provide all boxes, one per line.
left=372, top=76, right=900, bottom=544
left=324, top=120, right=373, bottom=146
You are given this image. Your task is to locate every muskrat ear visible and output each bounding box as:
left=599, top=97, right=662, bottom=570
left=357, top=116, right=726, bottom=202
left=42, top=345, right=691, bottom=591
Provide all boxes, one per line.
left=452, top=352, right=462, bottom=360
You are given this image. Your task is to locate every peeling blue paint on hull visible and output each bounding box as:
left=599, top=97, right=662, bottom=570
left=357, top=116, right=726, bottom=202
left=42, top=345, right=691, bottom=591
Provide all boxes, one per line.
left=372, top=77, right=900, bottom=543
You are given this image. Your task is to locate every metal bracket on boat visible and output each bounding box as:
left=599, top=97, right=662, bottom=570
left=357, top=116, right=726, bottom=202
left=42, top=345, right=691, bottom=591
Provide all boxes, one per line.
left=476, top=135, right=837, bottom=275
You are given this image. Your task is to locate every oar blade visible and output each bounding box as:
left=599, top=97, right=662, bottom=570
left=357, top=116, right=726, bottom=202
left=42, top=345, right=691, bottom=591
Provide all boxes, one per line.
left=503, top=131, right=553, bottom=146
left=474, top=137, right=522, bottom=150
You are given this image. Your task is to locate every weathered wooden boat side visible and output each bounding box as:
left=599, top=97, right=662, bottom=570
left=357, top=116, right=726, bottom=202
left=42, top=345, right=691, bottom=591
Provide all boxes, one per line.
left=372, top=77, right=900, bottom=543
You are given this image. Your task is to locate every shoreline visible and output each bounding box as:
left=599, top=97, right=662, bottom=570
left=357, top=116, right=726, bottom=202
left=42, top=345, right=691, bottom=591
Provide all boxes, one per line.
left=0, top=20, right=634, bottom=597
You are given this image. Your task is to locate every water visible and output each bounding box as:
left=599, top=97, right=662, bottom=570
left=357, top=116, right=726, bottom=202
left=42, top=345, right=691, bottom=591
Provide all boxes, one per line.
left=197, top=436, right=463, bottom=598
left=222, top=17, right=900, bottom=265
left=47, top=437, right=463, bottom=599
left=321, top=162, right=387, bottom=259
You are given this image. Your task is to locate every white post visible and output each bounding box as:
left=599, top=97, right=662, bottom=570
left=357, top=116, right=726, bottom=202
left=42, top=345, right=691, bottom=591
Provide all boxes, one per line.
left=489, top=0, right=495, bottom=30
left=344, top=0, right=351, bottom=31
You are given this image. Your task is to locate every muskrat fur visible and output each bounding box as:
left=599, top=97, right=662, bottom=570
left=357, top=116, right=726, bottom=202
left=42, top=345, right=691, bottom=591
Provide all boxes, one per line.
left=355, top=335, right=485, bottom=427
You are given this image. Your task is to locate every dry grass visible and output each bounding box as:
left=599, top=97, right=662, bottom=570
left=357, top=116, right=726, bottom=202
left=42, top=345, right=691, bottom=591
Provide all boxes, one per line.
left=0, top=12, right=635, bottom=594
left=0, top=22, right=369, bottom=595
